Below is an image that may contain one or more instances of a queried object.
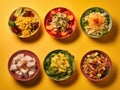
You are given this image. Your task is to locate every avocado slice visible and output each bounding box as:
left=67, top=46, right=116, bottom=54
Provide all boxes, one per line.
left=14, top=7, right=23, bottom=17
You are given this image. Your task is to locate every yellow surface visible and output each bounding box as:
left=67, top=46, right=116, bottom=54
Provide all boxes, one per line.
left=0, top=0, right=120, bottom=90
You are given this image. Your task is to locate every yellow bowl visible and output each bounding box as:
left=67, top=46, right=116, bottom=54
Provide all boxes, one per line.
left=8, top=7, right=41, bottom=38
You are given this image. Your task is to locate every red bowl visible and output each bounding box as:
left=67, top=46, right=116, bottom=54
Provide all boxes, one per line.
left=8, top=50, right=40, bottom=81
left=80, top=50, right=112, bottom=81
left=44, top=7, right=77, bottom=39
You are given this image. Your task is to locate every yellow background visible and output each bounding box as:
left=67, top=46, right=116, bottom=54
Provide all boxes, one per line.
left=0, top=0, right=120, bottom=90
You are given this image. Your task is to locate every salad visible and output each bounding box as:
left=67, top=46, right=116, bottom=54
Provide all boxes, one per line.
left=8, top=7, right=40, bottom=38
left=44, top=49, right=75, bottom=81
left=81, top=50, right=112, bottom=81
left=44, top=7, right=76, bottom=39
left=80, top=7, right=112, bottom=38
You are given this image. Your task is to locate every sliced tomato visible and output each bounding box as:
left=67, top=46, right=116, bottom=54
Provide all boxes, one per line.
left=57, top=8, right=66, bottom=13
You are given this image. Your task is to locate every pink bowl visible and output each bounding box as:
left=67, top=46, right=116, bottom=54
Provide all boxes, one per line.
left=44, top=7, right=77, bottom=39
left=8, top=50, right=40, bottom=81
left=80, top=50, right=112, bottom=81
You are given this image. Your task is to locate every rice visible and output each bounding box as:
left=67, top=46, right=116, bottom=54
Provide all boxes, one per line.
left=84, top=12, right=108, bottom=36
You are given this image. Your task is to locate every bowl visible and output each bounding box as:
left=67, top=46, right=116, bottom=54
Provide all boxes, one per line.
left=8, top=7, right=41, bottom=38
left=80, top=7, right=112, bottom=38
left=80, top=50, right=112, bottom=81
left=44, top=7, right=77, bottom=39
left=8, top=50, right=40, bottom=81
left=43, top=49, right=75, bottom=81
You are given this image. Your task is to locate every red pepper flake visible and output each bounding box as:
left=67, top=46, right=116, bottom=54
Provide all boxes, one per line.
left=93, top=18, right=99, bottom=25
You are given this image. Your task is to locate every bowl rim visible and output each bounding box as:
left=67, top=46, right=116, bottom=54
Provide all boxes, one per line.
left=8, top=50, right=40, bottom=81
left=8, top=7, right=41, bottom=38
left=80, top=7, right=112, bottom=38
left=80, top=50, right=112, bottom=81
left=43, top=49, right=75, bottom=81
left=44, top=7, right=77, bottom=39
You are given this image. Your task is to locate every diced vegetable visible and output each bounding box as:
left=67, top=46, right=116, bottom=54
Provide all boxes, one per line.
left=11, top=27, right=21, bottom=34
left=68, top=15, right=73, bottom=21
left=46, top=25, right=53, bottom=30
left=97, top=73, right=102, bottom=78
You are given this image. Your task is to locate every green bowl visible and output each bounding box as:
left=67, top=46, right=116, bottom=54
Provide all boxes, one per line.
left=80, top=7, right=112, bottom=38
left=43, top=49, right=75, bottom=81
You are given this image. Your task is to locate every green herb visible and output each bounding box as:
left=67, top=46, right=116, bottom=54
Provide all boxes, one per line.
left=100, top=9, right=104, bottom=13
left=99, top=29, right=108, bottom=37
left=8, top=20, right=16, bottom=27
left=104, top=67, right=109, bottom=75
left=105, top=14, right=110, bottom=25
left=53, top=13, right=69, bottom=31
left=82, top=20, right=88, bottom=30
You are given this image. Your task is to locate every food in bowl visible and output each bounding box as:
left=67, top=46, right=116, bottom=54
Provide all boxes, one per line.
left=81, top=50, right=112, bottom=81
left=8, top=50, right=40, bottom=81
left=44, top=49, right=75, bottom=81
left=8, top=7, right=40, bottom=38
left=44, top=7, right=76, bottom=39
left=80, top=7, right=112, bottom=38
